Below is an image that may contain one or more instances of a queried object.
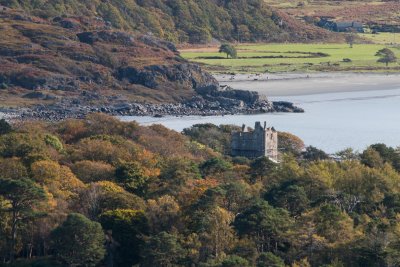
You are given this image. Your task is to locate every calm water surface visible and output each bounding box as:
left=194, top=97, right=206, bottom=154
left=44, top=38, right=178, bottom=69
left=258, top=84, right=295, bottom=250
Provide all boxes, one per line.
left=121, top=88, right=400, bottom=153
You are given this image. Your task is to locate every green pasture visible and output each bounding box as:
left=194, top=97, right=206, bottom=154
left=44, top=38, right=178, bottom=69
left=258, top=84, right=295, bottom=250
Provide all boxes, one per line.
left=181, top=43, right=400, bottom=73
left=360, top=32, right=400, bottom=44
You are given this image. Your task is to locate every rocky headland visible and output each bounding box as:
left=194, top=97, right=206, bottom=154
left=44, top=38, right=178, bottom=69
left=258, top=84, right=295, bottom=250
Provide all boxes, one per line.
left=3, top=86, right=303, bottom=121
left=0, top=8, right=303, bottom=121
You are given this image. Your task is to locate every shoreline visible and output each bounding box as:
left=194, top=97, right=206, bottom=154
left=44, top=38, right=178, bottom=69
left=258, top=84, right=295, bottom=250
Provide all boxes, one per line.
left=1, top=72, right=399, bottom=121
left=0, top=100, right=303, bottom=122
left=215, top=72, right=400, bottom=97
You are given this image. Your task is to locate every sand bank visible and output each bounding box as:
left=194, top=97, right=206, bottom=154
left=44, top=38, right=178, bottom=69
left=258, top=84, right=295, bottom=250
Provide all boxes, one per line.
left=215, top=73, right=400, bottom=97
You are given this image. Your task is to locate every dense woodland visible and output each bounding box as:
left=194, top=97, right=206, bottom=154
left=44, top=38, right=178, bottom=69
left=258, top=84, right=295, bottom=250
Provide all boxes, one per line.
left=0, top=0, right=332, bottom=43
left=0, top=116, right=400, bottom=266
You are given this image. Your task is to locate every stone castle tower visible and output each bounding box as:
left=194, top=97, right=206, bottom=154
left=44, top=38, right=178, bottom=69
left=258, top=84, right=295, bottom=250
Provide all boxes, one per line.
left=231, top=121, right=278, bottom=161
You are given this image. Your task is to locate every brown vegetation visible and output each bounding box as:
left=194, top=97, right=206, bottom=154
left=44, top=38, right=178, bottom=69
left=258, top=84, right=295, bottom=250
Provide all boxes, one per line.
left=0, top=8, right=215, bottom=106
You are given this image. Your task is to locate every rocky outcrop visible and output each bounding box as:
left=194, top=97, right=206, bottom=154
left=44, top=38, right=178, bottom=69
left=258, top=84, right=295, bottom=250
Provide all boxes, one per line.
left=272, top=101, right=304, bottom=113
left=6, top=85, right=303, bottom=121
left=76, top=31, right=135, bottom=45
left=10, top=98, right=302, bottom=121
left=138, top=35, right=177, bottom=53
left=116, top=63, right=218, bottom=92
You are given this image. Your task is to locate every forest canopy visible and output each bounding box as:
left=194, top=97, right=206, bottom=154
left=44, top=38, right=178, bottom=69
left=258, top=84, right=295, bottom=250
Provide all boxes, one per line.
left=1, top=115, right=400, bottom=266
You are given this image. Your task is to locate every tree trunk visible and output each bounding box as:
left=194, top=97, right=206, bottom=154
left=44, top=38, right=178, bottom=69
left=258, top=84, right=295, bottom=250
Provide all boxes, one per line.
left=10, top=210, right=17, bottom=262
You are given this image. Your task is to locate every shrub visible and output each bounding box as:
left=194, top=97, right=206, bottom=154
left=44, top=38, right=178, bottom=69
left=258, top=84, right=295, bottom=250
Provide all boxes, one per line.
left=71, top=160, right=115, bottom=183
left=0, top=82, right=8, bottom=89
left=44, top=134, right=63, bottom=151
left=0, top=119, right=12, bottom=135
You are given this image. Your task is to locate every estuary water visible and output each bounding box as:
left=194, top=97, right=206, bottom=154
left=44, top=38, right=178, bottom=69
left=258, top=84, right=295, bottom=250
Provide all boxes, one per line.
left=121, top=87, right=400, bottom=153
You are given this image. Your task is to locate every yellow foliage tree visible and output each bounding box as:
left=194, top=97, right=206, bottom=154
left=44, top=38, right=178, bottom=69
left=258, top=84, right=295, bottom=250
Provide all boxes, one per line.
left=31, top=160, right=84, bottom=199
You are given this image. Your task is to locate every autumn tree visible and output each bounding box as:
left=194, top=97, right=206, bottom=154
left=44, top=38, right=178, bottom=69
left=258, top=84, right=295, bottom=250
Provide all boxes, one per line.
left=313, top=204, right=355, bottom=245
left=71, top=160, right=115, bottom=183
left=199, top=206, right=236, bottom=259
left=31, top=160, right=84, bottom=199
left=360, top=147, right=384, bottom=168
left=146, top=195, right=180, bottom=233
left=278, top=132, right=305, bottom=155
left=75, top=181, right=145, bottom=220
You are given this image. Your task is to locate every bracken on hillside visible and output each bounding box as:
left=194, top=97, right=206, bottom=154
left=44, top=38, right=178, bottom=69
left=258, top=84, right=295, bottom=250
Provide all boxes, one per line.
left=0, top=0, right=336, bottom=43
left=0, top=7, right=218, bottom=106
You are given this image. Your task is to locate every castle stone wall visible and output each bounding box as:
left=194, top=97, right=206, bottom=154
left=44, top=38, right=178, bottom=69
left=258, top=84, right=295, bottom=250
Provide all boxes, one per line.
left=231, top=121, right=278, bottom=161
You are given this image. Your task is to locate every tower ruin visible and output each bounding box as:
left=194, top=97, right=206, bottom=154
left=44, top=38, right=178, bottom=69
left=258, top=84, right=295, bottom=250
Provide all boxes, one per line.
left=231, top=121, right=278, bottom=161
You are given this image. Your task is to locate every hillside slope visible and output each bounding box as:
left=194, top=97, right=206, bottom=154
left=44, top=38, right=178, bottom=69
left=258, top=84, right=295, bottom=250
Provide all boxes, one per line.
left=0, top=0, right=335, bottom=43
left=265, top=0, right=400, bottom=31
left=0, top=7, right=218, bottom=106
left=0, top=8, right=304, bottom=119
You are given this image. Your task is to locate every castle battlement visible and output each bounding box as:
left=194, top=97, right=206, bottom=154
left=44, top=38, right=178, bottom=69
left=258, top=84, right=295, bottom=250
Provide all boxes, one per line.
left=231, top=121, right=278, bottom=161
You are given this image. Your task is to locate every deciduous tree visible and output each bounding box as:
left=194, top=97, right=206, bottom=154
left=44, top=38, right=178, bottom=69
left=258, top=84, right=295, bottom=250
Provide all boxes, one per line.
left=219, top=44, right=237, bottom=59
left=345, top=33, right=355, bottom=48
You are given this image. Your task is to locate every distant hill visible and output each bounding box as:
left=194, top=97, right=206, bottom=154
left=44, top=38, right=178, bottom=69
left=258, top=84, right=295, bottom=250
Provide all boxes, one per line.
left=0, top=0, right=336, bottom=43
left=265, top=0, right=400, bottom=33
left=0, top=7, right=218, bottom=106
left=0, top=6, right=304, bottom=119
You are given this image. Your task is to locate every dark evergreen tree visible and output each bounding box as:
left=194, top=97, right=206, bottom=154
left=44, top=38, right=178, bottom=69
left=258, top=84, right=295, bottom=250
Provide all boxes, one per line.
left=51, top=213, right=106, bottom=267
left=100, top=209, right=149, bottom=267
left=0, top=119, right=12, bottom=135
left=0, top=178, right=46, bottom=262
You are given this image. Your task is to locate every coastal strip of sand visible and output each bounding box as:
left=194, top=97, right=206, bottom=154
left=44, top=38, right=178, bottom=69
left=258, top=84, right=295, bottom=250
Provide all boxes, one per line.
left=215, top=73, right=400, bottom=97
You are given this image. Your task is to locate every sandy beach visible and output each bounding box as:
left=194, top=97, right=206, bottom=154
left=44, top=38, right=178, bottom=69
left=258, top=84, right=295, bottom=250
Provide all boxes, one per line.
left=215, top=73, right=400, bottom=97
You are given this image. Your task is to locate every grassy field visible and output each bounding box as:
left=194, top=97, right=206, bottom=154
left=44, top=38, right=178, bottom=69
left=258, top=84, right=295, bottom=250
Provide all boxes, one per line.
left=360, top=32, right=400, bottom=44
left=180, top=43, right=400, bottom=73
